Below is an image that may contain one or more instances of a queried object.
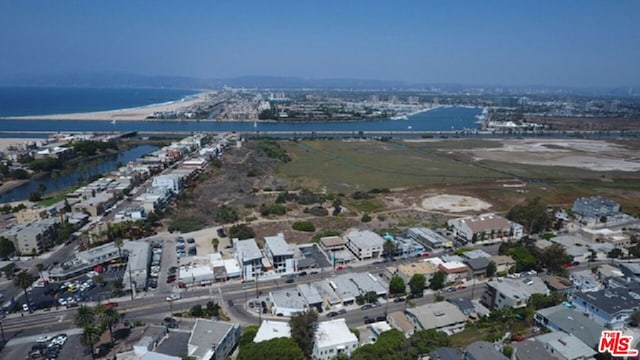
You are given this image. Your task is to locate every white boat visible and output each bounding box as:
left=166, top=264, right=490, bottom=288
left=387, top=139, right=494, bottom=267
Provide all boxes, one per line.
left=111, top=119, right=116, bottom=125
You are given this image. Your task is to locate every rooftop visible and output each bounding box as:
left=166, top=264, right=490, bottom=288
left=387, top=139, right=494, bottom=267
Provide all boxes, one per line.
left=405, top=302, right=465, bottom=331
left=488, top=276, right=548, bottom=300
left=534, top=332, right=596, bottom=359
left=319, top=236, right=346, bottom=248
left=254, top=320, right=291, bottom=343
left=297, top=283, right=323, bottom=305
left=345, top=230, right=385, bottom=249
left=188, top=319, right=237, bottom=359
left=511, top=341, right=549, bottom=360
left=314, top=319, right=358, bottom=349
left=264, top=233, right=294, bottom=257
left=458, top=214, right=511, bottom=233
left=536, top=305, right=604, bottom=348
left=234, top=238, right=263, bottom=262
left=270, top=288, right=308, bottom=312
left=572, top=287, right=640, bottom=315
left=466, top=341, right=508, bottom=360
left=491, top=255, right=516, bottom=265
left=463, top=257, right=491, bottom=271
left=462, top=249, right=492, bottom=260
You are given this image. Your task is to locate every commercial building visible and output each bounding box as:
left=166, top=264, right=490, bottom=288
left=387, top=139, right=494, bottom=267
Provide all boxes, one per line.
left=269, top=288, right=309, bottom=316
left=122, top=240, right=152, bottom=292
left=319, top=236, right=346, bottom=252
left=447, top=214, right=523, bottom=241
left=234, top=238, right=263, bottom=281
left=263, top=233, right=296, bottom=275
left=178, top=264, right=214, bottom=288
left=407, top=227, right=451, bottom=249
left=438, top=262, right=469, bottom=283
left=404, top=302, right=466, bottom=335
left=187, top=319, right=240, bottom=360
left=312, top=319, right=359, bottom=360
left=49, top=241, right=121, bottom=280
left=327, top=272, right=388, bottom=305
left=345, top=230, right=384, bottom=260
left=481, top=277, right=549, bottom=310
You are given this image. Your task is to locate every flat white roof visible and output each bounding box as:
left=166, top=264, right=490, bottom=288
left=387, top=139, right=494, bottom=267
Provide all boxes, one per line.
left=235, top=238, right=262, bottom=261
left=254, top=320, right=291, bottom=343
left=315, top=319, right=358, bottom=349
left=265, top=233, right=294, bottom=256
left=346, top=230, right=384, bottom=249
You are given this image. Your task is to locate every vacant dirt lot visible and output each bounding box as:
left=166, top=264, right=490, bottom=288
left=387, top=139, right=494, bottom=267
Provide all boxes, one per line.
left=468, top=138, right=640, bottom=172
left=421, top=194, right=492, bottom=213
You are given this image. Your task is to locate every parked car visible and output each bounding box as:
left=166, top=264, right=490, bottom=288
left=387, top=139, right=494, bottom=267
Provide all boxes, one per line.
left=360, top=304, right=374, bottom=311
left=103, top=302, right=118, bottom=309
left=393, top=297, right=406, bottom=303
left=338, top=309, right=347, bottom=315
left=364, top=316, right=375, bottom=324
left=217, top=228, right=227, bottom=237
left=326, top=311, right=339, bottom=318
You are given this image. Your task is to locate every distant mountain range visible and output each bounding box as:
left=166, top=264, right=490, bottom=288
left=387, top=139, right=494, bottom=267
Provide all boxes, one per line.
left=0, top=72, right=636, bottom=95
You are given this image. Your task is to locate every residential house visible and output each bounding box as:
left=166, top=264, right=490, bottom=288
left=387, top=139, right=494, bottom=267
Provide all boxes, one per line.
left=533, top=332, right=596, bottom=360
left=569, top=270, right=602, bottom=293
left=345, top=230, right=384, bottom=260
left=187, top=319, right=240, bottom=360
left=404, top=302, right=466, bottom=335
left=511, top=341, right=553, bottom=360
left=570, top=285, right=640, bottom=329
left=387, top=311, right=415, bottom=337
left=263, top=233, right=296, bottom=274
left=312, top=319, right=359, bottom=360
left=534, top=305, right=605, bottom=349
left=465, top=341, right=508, bottom=360
left=481, top=277, right=549, bottom=310
left=572, top=196, right=620, bottom=219
left=464, top=257, right=491, bottom=280
left=450, top=297, right=475, bottom=316
left=491, top=255, right=516, bottom=274
left=389, top=261, right=439, bottom=284
left=447, top=214, right=523, bottom=242
left=541, top=275, right=575, bottom=294
left=234, top=238, right=263, bottom=281
left=461, top=249, right=492, bottom=260
left=429, top=347, right=464, bottom=360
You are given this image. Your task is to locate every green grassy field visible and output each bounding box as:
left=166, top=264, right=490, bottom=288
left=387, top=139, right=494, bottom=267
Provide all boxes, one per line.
left=278, top=140, right=504, bottom=192
left=276, top=139, right=640, bottom=215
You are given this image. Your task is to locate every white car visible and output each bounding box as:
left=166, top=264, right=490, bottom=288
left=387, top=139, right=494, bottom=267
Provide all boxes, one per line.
left=22, top=303, right=29, bottom=312
left=36, top=336, right=52, bottom=343
left=166, top=293, right=181, bottom=302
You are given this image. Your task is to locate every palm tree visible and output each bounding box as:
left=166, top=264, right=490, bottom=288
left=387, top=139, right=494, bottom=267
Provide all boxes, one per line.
left=93, top=274, right=105, bottom=288
left=114, top=237, right=124, bottom=258
left=211, top=238, right=219, bottom=252
left=383, top=239, right=395, bottom=259
left=35, top=263, right=44, bottom=279
left=111, top=279, right=124, bottom=297
left=13, top=271, right=35, bottom=306
left=74, top=305, right=95, bottom=328
left=80, top=323, right=102, bottom=359
left=97, top=305, right=120, bottom=344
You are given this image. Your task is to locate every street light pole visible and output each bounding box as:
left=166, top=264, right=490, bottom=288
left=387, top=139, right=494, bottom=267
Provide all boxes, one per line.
left=0, top=321, right=5, bottom=342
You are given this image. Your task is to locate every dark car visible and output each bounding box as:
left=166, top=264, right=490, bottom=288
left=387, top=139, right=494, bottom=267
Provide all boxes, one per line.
left=298, top=271, right=307, bottom=277
left=285, top=277, right=295, bottom=284
left=364, top=316, right=375, bottom=324
left=166, top=275, right=176, bottom=283
left=338, top=309, right=347, bottom=315
left=261, top=301, right=267, bottom=309
left=186, top=238, right=195, bottom=244
left=326, top=311, right=339, bottom=318
left=360, top=304, right=374, bottom=311
left=188, top=247, right=197, bottom=256
left=217, top=228, right=227, bottom=237
left=393, top=297, right=406, bottom=303
left=376, top=315, right=386, bottom=322
left=227, top=299, right=234, bottom=307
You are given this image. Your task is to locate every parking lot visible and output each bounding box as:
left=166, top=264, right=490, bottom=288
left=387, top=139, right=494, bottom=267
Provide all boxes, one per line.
left=299, top=244, right=332, bottom=268
left=2, top=332, right=91, bottom=360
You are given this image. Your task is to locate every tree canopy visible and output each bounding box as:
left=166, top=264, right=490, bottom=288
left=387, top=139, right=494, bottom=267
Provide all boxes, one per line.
left=389, top=276, right=406, bottom=295
left=429, top=271, right=446, bottom=290
left=506, top=197, right=550, bottom=234
left=409, top=274, right=426, bottom=296
left=238, top=337, right=304, bottom=360
left=351, top=329, right=451, bottom=360
left=229, top=224, right=256, bottom=240
left=289, top=310, right=318, bottom=359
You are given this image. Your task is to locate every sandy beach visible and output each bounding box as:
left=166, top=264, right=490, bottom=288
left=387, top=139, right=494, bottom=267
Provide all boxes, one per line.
left=0, top=92, right=214, bottom=121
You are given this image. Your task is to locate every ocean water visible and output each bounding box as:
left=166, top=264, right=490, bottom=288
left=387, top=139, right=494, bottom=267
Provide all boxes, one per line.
left=0, top=86, right=198, bottom=117
left=0, top=86, right=482, bottom=133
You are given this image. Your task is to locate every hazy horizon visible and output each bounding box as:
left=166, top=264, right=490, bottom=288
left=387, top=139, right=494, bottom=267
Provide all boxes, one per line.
left=1, top=1, right=639, bottom=88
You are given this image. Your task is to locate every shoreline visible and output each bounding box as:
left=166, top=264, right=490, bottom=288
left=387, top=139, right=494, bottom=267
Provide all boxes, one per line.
left=0, top=91, right=214, bottom=121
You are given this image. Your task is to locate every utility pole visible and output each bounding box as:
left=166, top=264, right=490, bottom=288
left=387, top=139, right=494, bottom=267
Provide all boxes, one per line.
left=0, top=321, right=5, bottom=342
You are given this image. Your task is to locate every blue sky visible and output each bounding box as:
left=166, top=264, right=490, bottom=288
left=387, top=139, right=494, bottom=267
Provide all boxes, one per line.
left=0, top=1, right=638, bottom=87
